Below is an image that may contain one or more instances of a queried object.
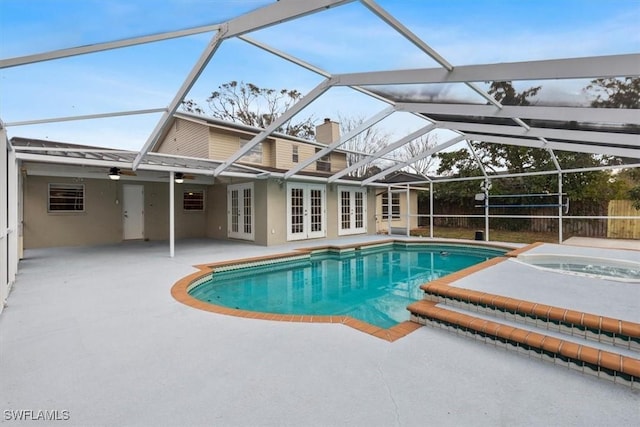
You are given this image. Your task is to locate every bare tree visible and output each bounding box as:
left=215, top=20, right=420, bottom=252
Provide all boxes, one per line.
left=397, top=133, right=438, bottom=176
left=337, top=113, right=391, bottom=178
left=182, top=81, right=316, bottom=139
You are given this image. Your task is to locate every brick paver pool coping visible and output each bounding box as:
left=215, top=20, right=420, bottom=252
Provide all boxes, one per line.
left=170, top=239, right=517, bottom=342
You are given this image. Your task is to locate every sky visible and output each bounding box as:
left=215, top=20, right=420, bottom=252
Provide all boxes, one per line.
left=1, top=0, right=639, bottom=151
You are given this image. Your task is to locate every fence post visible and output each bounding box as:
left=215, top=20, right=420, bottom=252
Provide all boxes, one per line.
left=558, top=173, right=563, bottom=243
left=484, top=178, right=490, bottom=241
left=406, top=184, right=410, bottom=237
left=429, top=181, right=434, bottom=238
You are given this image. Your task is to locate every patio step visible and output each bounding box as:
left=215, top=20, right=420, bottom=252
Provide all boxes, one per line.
left=419, top=282, right=640, bottom=352
left=408, top=300, right=640, bottom=389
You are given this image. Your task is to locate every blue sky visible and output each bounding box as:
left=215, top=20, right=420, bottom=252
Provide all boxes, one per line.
left=1, top=0, right=639, bottom=149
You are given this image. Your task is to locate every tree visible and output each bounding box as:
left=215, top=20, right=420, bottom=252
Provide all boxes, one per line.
left=397, top=133, right=438, bottom=176
left=584, top=77, right=640, bottom=109
left=182, top=81, right=316, bottom=139
left=336, top=113, right=391, bottom=178
left=431, top=81, right=631, bottom=213
left=585, top=77, right=640, bottom=208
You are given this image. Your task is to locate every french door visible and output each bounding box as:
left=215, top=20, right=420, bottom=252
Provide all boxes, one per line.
left=227, top=183, right=254, bottom=241
left=338, top=186, right=367, bottom=235
left=287, top=183, right=326, bottom=241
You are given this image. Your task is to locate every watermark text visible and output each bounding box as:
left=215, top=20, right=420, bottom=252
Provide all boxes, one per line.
left=4, top=409, right=70, bottom=421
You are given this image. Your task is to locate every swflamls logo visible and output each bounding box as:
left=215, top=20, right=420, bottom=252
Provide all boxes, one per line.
left=4, top=409, right=70, bottom=421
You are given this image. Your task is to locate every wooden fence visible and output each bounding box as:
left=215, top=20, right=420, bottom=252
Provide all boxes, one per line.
left=608, top=200, right=640, bottom=239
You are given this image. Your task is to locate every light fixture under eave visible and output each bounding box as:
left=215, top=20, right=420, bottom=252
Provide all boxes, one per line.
left=109, top=167, right=121, bottom=180
left=174, top=172, right=184, bottom=184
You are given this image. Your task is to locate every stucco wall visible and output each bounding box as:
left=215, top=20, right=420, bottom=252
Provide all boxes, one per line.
left=264, top=179, right=287, bottom=246
left=205, top=184, right=227, bottom=239
left=264, top=182, right=376, bottom=246
left=23, top=176, right=209, bottom=248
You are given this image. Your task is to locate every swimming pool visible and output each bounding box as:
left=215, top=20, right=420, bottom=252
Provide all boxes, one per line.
left=188, top=243, right=505, bottom=328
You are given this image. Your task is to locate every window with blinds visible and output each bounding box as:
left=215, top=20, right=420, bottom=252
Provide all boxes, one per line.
left=48, top=184, right=85, bottom=212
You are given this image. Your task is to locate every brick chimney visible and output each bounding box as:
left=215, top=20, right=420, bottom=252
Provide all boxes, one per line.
left=315, top=118, right=340, bottom=144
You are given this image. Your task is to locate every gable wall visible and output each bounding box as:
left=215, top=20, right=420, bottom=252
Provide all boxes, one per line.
left=156, top=118, right=209, bottom=158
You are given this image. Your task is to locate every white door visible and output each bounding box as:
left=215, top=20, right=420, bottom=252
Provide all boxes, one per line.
left=227, top=183, right=254, bottom=241
left=338, top=186, right=367, bottom=236
left=122, top=184, right=144, bottom=240
left=287, top=183, right=326, bottom=241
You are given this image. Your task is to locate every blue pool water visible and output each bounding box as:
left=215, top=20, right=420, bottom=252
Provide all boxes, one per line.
left=189, top=243, right=505, bottom=328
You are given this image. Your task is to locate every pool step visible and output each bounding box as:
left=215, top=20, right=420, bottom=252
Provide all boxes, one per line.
left=408, top=300, right=640, bottom=389
left=419, top=282, right=640, bottom=352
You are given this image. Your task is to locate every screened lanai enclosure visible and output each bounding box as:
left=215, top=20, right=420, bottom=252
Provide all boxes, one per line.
left=1, top=0, right=639, bottom=311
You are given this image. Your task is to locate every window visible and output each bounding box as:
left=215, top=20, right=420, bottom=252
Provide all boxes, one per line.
left=381, top=193, right=400, bottom=220
left=315, top=148, right=331, bottom=172
left=240, top=138, right=262, bottom=164
left=48, top=184, right=84, bottom=212
left=292, top=145, right=299, bottom=163
left=183, top=190, right=205, bottom=211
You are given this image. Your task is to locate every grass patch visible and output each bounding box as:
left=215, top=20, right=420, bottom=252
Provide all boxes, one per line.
left=410, top=227, right=559, bottom=244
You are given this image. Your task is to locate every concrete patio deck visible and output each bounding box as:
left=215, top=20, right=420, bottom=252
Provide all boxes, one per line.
left=1, top=237, right=638, bottom=426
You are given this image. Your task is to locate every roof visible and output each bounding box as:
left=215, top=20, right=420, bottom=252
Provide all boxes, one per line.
left=11, top=136, right=365, bottom=184
left=11, top=137, right=266, bottom=178
left=2, top=0, right=639, bottom=186
left=172, top=112, right=348, bottom=152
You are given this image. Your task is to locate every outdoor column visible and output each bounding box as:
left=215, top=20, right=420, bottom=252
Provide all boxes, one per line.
left=387, top=186, right=391, bottom=235
left=406, top=184, right=410, bottom=237
left=7, top=149, right=18, bottom=285
left=169, top=171, right=175, bottom=258
left=484, top=178, right=490, bottom=241
left=0, top=126, right=7, bottom=313
left=558, top=172, right=563, bottom=244
left=429, top=181, right=434, bottom=238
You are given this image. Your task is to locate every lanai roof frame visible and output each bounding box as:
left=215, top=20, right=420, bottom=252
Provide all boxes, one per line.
left=0, top=0, right=637, bottom=186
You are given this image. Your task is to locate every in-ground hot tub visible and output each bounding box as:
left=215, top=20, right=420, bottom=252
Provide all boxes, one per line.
left=515, top=253, right=640, bottom=283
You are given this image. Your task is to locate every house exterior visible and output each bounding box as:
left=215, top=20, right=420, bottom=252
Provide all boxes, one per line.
left=375, top=171, right=424, bottom=235
left=152, top=113, right=375, bottom=246
left=15, top=114, right=381, bottom=249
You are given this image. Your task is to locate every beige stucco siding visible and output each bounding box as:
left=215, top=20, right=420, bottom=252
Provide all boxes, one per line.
left=23, top=176, right=209, bottom=248
left=24, top=177, right=122, bottom=249
left=206, top=184, right=227, bottom=239
left=253, top=180, right=269, bottom=246
left=263, top=182, right=376, bottom=246
left=264, top=179, right=288, bottom=245
left=156, top=118, right=209, bottom=158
